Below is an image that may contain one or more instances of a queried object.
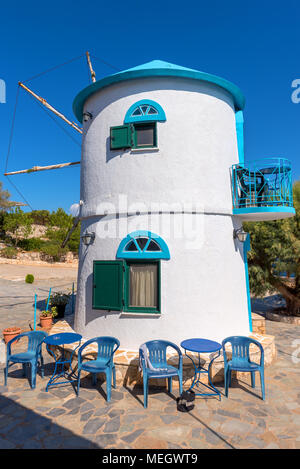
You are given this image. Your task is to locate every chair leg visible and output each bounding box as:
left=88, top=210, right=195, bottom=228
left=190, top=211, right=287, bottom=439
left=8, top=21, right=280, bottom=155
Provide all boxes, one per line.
left=92, top=372, right=97, bottom=386
left=40, top=354, right=44, bottom=379
left=179, top=372, right=183, bottom=395
left=251, top=371, right=256, bottom=388
left=225, top=368, right=230, bottom=397
left=4, top=362, right=9, bottom=386
left=168, top=377, right=172, bottom=394
left=77, top=370, right=81, bottom=396
left=112, top=366, right=116, bottom=389
left=31, top=362, right=37, bottom=389
left=106, top=368, right=112, bottom=402
left=143, top=375, right=148, bottom=408
left=260, top=369, right=265, bottom=401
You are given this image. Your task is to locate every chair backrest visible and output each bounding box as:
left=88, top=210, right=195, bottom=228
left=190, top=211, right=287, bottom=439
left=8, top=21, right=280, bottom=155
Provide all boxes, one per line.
left=17, top=331, right=48, bottom=353
left=141, top=340, right=176, bottom=368
left=222, top=336, right=254, bottom=367
left=95, top=336, right=120, bottom=360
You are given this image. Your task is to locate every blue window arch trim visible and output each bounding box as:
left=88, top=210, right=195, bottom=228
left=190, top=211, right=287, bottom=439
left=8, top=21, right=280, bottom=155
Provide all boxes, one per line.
left=116, top=230, right=170, bottom=259
left=124, top=100, right=166, bottom=124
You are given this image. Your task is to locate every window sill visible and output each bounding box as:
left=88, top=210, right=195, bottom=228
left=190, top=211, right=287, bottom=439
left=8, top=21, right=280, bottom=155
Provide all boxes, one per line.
left=120, top=311, right=161, bottom=317
left=130, top=147, right=159, bottom=153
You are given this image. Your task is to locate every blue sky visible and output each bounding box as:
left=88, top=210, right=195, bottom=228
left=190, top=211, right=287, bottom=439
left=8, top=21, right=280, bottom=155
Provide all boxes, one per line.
left=1, top=1, right=299, bottom=213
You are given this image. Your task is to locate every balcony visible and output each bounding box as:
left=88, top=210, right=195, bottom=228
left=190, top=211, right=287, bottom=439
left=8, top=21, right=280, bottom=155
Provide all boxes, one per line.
left=231, top=158, right=295, bottom=221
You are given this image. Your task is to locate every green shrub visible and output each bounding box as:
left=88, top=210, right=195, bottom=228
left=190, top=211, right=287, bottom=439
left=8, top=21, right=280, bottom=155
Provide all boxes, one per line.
left=25, top=274, right=34, bottom=284
left=0, top=246, right=18, bottom=259
left=17, top=237, right=45, bottom=251
left=40, top=243, right=67, bottom=262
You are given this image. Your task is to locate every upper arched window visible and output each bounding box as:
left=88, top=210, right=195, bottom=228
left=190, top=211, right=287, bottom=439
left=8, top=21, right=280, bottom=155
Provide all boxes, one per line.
left=116, top=231, right=170, bottom=259
left=124, top=100, right=166, bottom=124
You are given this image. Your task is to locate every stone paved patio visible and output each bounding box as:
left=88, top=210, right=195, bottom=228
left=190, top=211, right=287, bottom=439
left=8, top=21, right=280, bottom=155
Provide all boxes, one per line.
left=0, top=275, right=299, bottom=449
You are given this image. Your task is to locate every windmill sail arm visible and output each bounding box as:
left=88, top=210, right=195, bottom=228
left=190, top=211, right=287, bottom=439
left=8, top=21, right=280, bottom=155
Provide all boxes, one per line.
left=4, top=161, right=81, bottom=176
left=19, top=82, right=82, bottom=134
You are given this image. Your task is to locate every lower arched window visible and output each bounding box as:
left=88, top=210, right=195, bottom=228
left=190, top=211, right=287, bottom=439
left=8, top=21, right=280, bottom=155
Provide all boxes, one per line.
left=92, top=232, right=170, bottom=314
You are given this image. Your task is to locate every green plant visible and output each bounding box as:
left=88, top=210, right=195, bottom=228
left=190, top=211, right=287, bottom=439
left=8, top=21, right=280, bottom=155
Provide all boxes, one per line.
left=2, top=207, right=33, bottom=246
left=25, top=274, right=34, bottom=284
left=245, top=180, right=300, bottom=315
left=40, top=306, right=58, bottom=318
left=40, top=242, right=68, bottom=262
left=18, top=237, right=45, bottom=251
left=0, top=246, right=18, bottom=259
left=49, top=291, right=71, bottom=307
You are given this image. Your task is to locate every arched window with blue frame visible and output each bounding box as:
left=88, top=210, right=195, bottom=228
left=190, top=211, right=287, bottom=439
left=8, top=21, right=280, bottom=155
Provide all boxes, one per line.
left=93, top=231, right=169, bottom=314
left=110, top=100, right=166, bottom=150
left=116, top=231, right=170, bottom=259
left=124, top=100, right=166, bottom=124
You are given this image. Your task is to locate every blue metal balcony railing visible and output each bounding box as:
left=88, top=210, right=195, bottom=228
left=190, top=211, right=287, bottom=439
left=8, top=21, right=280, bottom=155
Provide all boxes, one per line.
left=231, top=158, right=293, bottom=210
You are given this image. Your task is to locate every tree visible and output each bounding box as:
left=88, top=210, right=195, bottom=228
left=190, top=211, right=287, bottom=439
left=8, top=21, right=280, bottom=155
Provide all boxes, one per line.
left=0, top=181, right=11, bottom=211
left=244, top=181, right=300, bottom=315
left=3, top=208, right=33, bottom=246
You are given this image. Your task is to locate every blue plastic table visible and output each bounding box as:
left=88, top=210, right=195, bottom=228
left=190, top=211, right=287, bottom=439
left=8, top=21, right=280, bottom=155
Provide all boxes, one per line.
left=181, top=338, right=222, bottom=400
left=45, top=332, right=82, bottom=392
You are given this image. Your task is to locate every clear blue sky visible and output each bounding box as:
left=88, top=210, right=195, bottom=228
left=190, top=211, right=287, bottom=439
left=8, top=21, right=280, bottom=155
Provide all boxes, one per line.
left=1, top=1, right=299, bottom=213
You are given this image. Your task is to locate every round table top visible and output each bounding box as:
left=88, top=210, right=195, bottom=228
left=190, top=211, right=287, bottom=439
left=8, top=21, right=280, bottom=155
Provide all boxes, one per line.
left=45, top=332, right=82, bottom=346
left=181, top=338, right=222, bottom=353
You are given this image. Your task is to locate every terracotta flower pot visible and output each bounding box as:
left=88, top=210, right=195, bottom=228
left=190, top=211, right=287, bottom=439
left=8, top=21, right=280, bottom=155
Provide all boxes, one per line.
left=3, top=327, right=22, bottom=345
left=39, top=315, right=53, bottom=329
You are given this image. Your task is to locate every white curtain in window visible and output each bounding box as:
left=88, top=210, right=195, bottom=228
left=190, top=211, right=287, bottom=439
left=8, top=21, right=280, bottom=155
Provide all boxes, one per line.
left=130, top=264, right=157, bottom=308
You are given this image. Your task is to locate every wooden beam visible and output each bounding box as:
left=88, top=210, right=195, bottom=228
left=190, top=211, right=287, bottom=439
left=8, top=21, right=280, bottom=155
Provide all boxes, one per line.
left=4, top=161, right=81, bottom=176
left=19, top=82, right=82, bottom=134
left=86, top=51, right=96, bottom=83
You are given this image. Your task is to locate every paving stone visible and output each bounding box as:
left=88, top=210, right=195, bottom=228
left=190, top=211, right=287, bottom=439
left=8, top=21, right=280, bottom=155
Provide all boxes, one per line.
left=160, top=414, right=179, bottom=424
left=110, top=390, right=124, bottom=401
left=80, top=402, right=95, bottom=413
left=63, top=396, right=85, bottom=409
left=121, top=429, right=144, bottom=444
left=103, top=416, right=121, bottom=433
left=94, top=433, right=118, bottom=448
left=0, top=435, right=17, bottom=448
left=82, top=418, right=106, bottom=434
left=93, top=407, right=110, bottom=417
left=108, top=408, right=125, bottom=418
left=248, top=407, right=268, bottom=417
left=47, top=407, right=66, bottom=417
left=80, top=410, right=94, bottom=422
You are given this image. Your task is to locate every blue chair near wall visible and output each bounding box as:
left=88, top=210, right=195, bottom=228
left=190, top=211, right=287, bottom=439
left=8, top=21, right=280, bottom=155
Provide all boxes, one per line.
left=222, top=336, right=265, bottom=400
left=4, top=331, right=48, bottom=389
left=77, top=336, right=120, bottom=401
left=139, top=340, right=183, bottom=408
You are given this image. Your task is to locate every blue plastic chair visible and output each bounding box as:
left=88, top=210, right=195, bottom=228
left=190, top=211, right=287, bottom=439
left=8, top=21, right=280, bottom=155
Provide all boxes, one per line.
left=4, top=331, right=48, bottom=389
left=77, top=336, right=120, bottom=401
left=222, top=336, right=265, bottom=400
left=139, top=340, right=183, bottom=408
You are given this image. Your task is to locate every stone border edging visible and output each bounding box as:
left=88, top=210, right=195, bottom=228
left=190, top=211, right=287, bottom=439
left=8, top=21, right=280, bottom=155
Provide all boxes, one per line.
left=266, top=310, right=300, bottom=325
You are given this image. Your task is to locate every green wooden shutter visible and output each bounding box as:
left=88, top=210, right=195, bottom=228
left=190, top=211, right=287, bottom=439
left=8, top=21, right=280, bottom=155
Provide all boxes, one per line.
left=93, top=260, right=124, bottom=310
left=110, top=125, right=132, bottom=150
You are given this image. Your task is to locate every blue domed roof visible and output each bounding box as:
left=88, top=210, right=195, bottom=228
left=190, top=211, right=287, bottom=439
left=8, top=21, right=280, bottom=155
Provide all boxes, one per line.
left=73, top=59, right=245, bottom=123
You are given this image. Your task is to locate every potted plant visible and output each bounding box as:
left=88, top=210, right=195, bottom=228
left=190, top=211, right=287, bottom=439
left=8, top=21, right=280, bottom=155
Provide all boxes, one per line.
left=49, top=292, right=71, bottom=318
left=3, top=326, right=22, bottom=345
left=39, top=307, right=58, bottom=329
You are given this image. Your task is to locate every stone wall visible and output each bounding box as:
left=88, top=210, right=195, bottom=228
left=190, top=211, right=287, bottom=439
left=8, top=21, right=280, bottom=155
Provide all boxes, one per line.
left=252, top=313, right=266, bottom=335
